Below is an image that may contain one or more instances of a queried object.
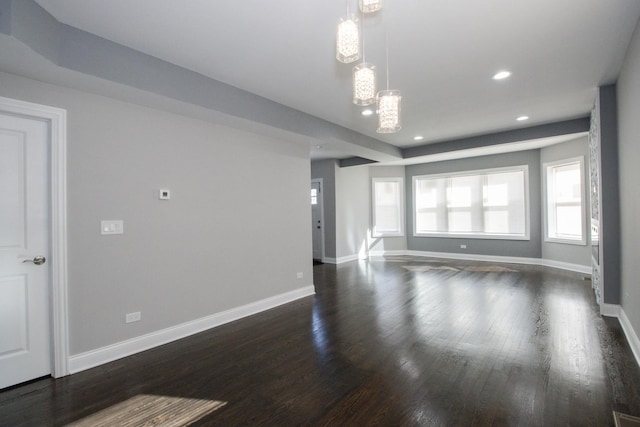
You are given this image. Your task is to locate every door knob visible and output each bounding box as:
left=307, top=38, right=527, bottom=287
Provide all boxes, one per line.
left=23, top=256, right=46, bottom=265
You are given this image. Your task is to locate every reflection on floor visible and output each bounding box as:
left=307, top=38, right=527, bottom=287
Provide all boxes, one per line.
left=1, top=256, right=639, bottom=426
left=373, top=255, right=520, bottom=273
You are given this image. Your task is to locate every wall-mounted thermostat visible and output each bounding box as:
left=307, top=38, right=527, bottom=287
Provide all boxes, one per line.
left=159, top=189, right=171, bottom=200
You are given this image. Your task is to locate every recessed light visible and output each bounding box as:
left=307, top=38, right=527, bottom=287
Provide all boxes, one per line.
left=492, top=70, right=511, bottom=80
left=516, top=116, right=529, bottom=121
left=413, top=135, right=424, bottom=141
left=361, top=109, right=374, bottom=116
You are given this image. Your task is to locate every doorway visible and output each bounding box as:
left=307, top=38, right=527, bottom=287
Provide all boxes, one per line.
left=0, top=96, right=69, bottom=388
left=311, top=179, right=324, bottom=263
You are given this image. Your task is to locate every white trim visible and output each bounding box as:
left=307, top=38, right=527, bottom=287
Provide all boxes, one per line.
left=619, top=308, right=640, bottom=368
left=69, top=285, right=315, bottom=374
left=371, top=177, right=405, bottom=237
left=412, top=165, right=530, bottom=241
left=368, top=250, right=407, bottom=258
left=311, top=178, right=325, bottom=261
left=541, top=258, right=592, bottom=275
left=600, top=303, right=621, bottom=317
left=0, top=96, right=69, bottom=378
left=368, top=249, right=592, bottom=274
left=543, top=156, right=587, bottom=245
left=323, top=254, right=363, bottom=264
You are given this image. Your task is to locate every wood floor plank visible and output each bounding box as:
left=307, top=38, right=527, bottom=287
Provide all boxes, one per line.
left=1, top=257, right=639, bottom=426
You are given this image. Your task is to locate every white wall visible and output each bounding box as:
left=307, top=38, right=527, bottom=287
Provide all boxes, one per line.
left=617, top=18, right=640, bottom=345
left=335, top=165, right=370, bottom=260
left=0, top=71, right=313, bottom=356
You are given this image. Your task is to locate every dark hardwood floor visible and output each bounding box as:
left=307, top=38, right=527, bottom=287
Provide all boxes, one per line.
left=1, top=257, right=639, bottom=426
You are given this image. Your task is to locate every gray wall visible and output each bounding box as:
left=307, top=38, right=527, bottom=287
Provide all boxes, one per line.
left=311, top=160, right=337, bottom=259
left=405, top=150, right=542, bottom=258
left=540, top=137, right=591, bottom=266
left=617, top=18, right=640, bottom=340
left=0, top=71, right=312, bottom=355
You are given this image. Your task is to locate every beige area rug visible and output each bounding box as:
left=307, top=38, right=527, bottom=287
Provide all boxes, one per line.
left=614, top=411, right=640, bottom=427
left=66, top=394, right=227, bottom=427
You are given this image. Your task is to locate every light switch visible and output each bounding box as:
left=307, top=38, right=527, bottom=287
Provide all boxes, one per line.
left=101, top=220, right=124, bottom=235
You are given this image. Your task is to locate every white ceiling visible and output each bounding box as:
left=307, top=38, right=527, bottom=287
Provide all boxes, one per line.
left=32, top=0, right=640, bottom=157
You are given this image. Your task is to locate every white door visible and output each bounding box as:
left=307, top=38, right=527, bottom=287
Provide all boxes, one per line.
left=0, top=112, right=51, bottom=389
left=311, top=180, right=324, bottom=260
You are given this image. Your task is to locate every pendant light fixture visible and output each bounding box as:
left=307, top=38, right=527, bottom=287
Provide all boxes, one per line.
left=359, top=0, right=383, bottom=13
left=352, top=8, right=376, bottom=105
left=353, top=63, right=377, bottom=105
left=377, top=33, right=401, bottom=133
left=336, top=2, right=360, bottom=63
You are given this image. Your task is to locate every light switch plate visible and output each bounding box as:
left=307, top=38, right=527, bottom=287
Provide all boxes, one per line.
left=101, top=220, right=124, bottom=235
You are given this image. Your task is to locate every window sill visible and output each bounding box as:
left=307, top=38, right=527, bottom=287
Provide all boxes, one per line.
left=413, top=232, right=530, bottom=241
left=545, top=237, right=587, bottom=246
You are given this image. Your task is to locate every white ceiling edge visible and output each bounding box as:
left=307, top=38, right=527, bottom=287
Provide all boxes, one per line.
left=375, top=132, right=589, bottom=167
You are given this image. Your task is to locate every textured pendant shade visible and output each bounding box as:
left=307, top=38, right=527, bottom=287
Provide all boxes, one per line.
left=359, top=0, right=383, bottom=13
left=353, top=63, right=377, bottom=106
left=376, top=90, right=401, bottom=133
left=336, top=18, right=360, bottom=63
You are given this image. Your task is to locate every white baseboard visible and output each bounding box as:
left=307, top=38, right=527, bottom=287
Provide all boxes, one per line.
left=323, top=254, right=363, bottom=265
left=371, top=249, right=591, bottom=275
left=600, top=303, right=621, bottom=317
left=540, top=259, right=592, bottom=275
left=368, top=250, right=408, bottom=257
left=68, top=285, right=315, bottom=374
left=619, top=308, right=640, bottom=368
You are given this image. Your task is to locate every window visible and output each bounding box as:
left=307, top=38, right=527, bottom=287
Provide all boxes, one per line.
left=413, top=166, right=529, bottom=240
left=544, top=157, right=585, bottom=244
left=372, top=178, right=404, bottom=237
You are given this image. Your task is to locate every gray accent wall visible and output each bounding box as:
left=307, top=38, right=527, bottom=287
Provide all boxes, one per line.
left=405, top=150, right=542, bottom=258
left=0, top=71, right=313, bottom=355
left=598, top=86, right=622, bottom=305
left=540, top=137, right=591, bottom=266
left=617, top=18, right=640, bottom=344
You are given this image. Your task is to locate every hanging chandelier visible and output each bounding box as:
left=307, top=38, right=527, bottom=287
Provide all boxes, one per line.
left=359, top=0, right=383, bottom=13
left=377, top=32, right=401, bottom=133
left=353, top=63, right=377, bottom=105
left=377, top=90, right=401, bottom=133
left=336, top=17, right=360, bottom=63
left=335, top=0, right=401, bottom=134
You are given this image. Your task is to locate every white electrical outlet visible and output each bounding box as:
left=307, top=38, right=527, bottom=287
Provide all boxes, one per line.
left=101, top=220, right=124, bottom=235
left=296, top=272, right=303, bottom=279
left=460, top=244, right=467, bottom=249
left=125, top=312, right=141, bottom=323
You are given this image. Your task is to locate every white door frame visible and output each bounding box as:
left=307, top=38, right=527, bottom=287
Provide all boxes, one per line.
left=0, top=96, right=69, bottom=378
left=311, top=178, right=325, bottom=262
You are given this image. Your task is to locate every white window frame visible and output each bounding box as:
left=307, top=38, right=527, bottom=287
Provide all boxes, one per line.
left=412, top=165, right=530, bottom=240
left=372, top=177, right=405, bottom=237
left=543, top=156, right=587, bottom=245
